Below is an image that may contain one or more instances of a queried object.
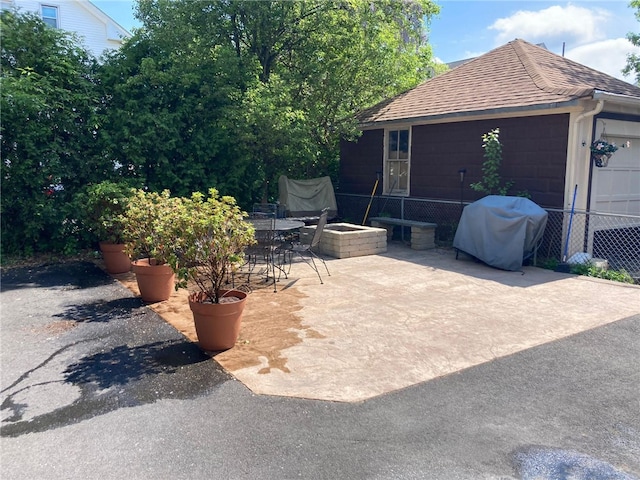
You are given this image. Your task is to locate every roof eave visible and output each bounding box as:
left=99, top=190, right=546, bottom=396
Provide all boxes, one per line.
left=593, top=90, right=640, bottom=108
left=358, top=99, right=583, bottom=129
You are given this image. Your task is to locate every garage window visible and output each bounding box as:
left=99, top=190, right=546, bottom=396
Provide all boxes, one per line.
left=384, top=128, right=410, bottom=195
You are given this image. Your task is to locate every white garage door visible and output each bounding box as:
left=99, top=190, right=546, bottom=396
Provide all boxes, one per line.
left=590, top=134, right=640, bottom=216
left=586, top=120, right=639, bottom=275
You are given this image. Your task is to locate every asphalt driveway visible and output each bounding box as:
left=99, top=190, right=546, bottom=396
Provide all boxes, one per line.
left=1, top=250, right=639, bottom=479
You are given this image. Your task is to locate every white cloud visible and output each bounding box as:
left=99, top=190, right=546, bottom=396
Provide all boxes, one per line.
left=484, top=3, right=638, bottom=83
left=462, top=50, right=486, bottom=60
left=565, top=37, right=640, bottom=82
left=489, top=4, right=611, bottom=46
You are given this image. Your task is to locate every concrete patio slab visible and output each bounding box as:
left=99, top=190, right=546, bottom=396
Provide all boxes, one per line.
left=115, top=244, right=640, bottom=403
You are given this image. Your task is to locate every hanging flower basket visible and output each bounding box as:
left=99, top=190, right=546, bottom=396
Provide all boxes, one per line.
left=592, top=153, right=611, bottom=168
left=590, top=138, right=618, bottom=168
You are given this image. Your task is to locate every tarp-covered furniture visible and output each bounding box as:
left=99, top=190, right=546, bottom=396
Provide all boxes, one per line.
left=278, top=175, right=338, bottom=218
left=453, top=195, right=548, bottom=271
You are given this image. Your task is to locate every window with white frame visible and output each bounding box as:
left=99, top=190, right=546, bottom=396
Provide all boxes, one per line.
left=41, top=5, right=59, bottom=28
left=384, top=128, right=410, bottom=195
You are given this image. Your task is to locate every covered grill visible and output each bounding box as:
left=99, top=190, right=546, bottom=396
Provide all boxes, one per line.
left=453, top=195, right=548, bottom=271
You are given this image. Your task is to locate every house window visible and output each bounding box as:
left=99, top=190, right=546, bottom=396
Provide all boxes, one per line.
left=41, top=5, right=59, bottom=28
left=384, top=128, right=410, bottom=195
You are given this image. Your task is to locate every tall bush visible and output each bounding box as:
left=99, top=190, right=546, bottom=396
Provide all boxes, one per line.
left=97, top=36, right=252, bottom=202
left=1, top=10, right=107, bottom=255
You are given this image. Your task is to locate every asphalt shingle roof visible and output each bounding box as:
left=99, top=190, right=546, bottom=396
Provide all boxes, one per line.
left=358, top=39, right=640, bottom=126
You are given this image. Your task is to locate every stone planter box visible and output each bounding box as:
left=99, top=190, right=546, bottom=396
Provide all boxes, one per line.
left=300, top=223, right=387, bottom=259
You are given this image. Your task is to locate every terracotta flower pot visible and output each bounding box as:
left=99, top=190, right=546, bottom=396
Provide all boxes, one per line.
left=189, top=290, right=247, bottom=351
left=99, top=242, right=131, bottom=274
left=131, top=259, right=175, bottom=303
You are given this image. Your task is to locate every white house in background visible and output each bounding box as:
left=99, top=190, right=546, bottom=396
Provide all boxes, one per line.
left=1, top=0, right=131, bottom=58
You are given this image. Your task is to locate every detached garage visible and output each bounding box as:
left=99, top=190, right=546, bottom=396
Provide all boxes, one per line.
left=340, top=39, right=640, bottom=271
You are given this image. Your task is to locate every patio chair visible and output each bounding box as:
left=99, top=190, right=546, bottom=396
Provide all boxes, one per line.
left=279, top=209, right=331, bottom=284
left=245, top=217, right=278, bottom=292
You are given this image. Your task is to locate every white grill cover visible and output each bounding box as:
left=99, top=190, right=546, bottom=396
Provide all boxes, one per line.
left=453, top=195, right=548, bottom=271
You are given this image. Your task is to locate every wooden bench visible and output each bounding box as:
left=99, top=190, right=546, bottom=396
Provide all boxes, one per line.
left=368, top=217, right=437, bottom=250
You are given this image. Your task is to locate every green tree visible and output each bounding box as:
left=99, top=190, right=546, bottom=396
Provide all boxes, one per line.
left=1, top=10, right=106, bottom=255
left=624, top=0, right=640, bottom=85
left=122, top=0, right=440, bottom=203
left=97, top=32, right=250, bottom=201
left=470, top=128, right=514, bottom=196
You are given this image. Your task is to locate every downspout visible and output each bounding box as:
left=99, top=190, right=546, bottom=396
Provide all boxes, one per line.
left=574, top=99, right=604, bottom=210
left=563, top=98, right=604, bottom=259
left=567, top=99, right=604, bottom=208
left=575, top=99, right=604, bottom=125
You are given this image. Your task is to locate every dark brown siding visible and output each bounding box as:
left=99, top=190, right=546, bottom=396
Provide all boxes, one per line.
left=339, top=130, right=383, bottom=195
left=411, top=115, right=569, bottom=208
left=340, top=114, right=570, bottom=208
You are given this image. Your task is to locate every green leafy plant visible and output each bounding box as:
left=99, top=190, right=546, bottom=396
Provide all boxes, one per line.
left=470, top=128, right=514, bottom=196
left=590, top=139, right=618, bottom=156
left=169, top=189, right=255, bottom=304
left=570, top=262, right=635, bottom=284
left=534, top=258, right=636, bottom=284
left=536, top=257, right=559, bottom=270
left=623, top=0, right=640, bottom=85
left=121, top=189, right=184, bottom=265
left=78, top=181, right=133, bottom=244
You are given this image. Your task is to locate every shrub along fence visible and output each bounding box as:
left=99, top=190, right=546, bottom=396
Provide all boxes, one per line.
left=335, top=193, right=640, bottom=282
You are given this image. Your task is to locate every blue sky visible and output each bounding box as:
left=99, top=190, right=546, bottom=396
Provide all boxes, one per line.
left=93, top=0, right=639, bottom=82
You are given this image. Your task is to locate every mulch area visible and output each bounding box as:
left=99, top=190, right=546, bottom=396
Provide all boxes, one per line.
left=111, top=263, right=319, bottom=375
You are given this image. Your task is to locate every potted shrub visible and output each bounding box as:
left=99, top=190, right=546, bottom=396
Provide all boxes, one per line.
left=122, top=189, right=183, bottom=303
left=80, top=181, right=133, bottom=274
left=169, top=189, right=255, bottom=351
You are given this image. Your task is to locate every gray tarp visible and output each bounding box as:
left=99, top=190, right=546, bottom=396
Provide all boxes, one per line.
left=278, top=175, right=338, bottom=217
left=453, top=195, right=548, bottom=271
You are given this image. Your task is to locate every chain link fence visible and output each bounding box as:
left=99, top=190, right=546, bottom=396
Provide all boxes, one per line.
left=336, top=193, right=640, bottom=282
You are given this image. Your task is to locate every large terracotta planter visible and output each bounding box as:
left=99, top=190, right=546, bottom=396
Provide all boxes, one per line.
left=99, top=242, right=131, bottom=274
left=131, top=259, right=175, bottom=303
left=189, top=290, right=247, bottom=351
